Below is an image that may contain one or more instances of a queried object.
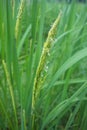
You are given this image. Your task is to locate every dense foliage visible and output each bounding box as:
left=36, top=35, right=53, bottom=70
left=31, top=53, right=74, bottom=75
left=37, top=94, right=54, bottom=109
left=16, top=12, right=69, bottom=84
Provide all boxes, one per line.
left=0, top=0, right=87, bottom=130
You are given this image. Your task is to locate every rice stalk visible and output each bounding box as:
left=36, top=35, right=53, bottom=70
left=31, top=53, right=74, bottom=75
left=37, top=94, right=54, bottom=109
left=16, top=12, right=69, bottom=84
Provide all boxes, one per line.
left=23, top=109, right=27, bottom=130
left=11, top=0, right=15, bottom=18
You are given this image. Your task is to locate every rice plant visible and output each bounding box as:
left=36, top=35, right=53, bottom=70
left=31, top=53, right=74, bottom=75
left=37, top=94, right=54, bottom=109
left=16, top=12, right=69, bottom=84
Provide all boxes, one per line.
left=0, top=0, right=87, bottom=130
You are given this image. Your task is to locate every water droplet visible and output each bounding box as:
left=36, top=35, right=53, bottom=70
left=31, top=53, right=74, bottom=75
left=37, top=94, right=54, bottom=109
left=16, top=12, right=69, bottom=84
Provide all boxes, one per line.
left=45, top=65, right=48, bottom=72
left=50, top=38, right=53, bottom=42
left=41, top=73, right=43, bottom=77
left=48, top=52, right=50, bottom=56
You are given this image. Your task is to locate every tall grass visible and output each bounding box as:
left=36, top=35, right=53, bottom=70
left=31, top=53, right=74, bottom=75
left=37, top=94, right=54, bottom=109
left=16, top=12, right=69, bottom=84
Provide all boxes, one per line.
left=0, top=0, right=87, bottom=130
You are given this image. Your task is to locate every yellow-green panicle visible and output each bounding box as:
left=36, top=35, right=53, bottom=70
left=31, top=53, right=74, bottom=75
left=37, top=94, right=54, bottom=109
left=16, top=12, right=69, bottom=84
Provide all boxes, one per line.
left=32, top=11, right=62, bottom=108
left=15, top=0, right=25, bottom=40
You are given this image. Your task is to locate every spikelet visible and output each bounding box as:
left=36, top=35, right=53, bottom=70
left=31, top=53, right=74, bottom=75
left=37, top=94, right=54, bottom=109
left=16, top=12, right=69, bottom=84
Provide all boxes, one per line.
left=15, top=0, right=25, bottom=40
left=32, top=11, right=62, bottom=108
left=2, top=60, right=17, bottom=115
left=2, top=60, right=18, bottom=127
